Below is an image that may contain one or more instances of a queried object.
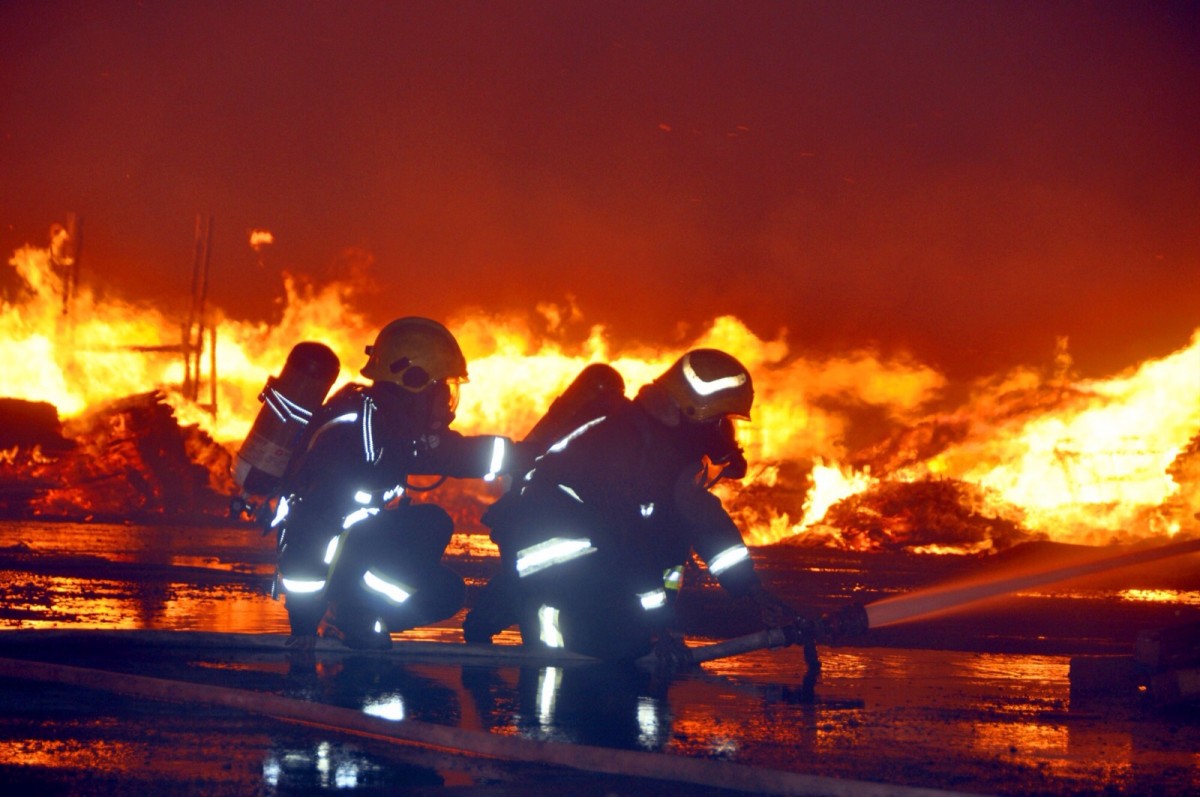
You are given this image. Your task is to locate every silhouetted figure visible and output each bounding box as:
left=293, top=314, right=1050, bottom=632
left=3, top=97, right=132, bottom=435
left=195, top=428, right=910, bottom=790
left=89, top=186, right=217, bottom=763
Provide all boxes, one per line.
left=275, top=317, right=517, bottom=649
left=465, top=349, right=798, bottom=664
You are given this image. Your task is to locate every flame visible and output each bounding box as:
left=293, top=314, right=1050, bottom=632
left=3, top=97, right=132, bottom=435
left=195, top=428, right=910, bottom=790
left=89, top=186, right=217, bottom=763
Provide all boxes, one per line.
left=248, top=229, right=274, bottom=251
left=3, top=234, right=1199, bottom=551
left=882, top=338, right=1200, bottom=545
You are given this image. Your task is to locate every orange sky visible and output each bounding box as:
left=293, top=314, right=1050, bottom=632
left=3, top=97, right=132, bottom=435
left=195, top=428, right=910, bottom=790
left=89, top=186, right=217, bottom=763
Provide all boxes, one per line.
left=2, top=1, right=1198, bottom=382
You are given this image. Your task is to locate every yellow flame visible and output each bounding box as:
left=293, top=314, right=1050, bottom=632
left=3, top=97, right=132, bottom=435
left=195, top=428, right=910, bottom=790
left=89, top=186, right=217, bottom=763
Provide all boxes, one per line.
left=893, top=335, right=1200, bottom=544
left=4, top=237, right=1200, bottom=550
left=249, top=229, right=274, bottom=250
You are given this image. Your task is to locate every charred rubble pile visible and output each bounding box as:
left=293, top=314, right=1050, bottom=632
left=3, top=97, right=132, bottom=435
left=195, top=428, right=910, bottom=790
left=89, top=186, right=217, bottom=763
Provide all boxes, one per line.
left=0, top=393, right=237, bottom=522
left=822, top=477, right=1037, bottom=552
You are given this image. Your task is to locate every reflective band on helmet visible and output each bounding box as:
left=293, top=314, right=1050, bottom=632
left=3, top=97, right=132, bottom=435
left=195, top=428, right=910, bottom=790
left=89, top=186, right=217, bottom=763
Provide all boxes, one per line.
left=547, top=416, right=607, bottom=454
left=363, top=570, right=412, bottom=603
left=484, top=437, right=506, bottom=482
left=538, top=605, right=564, bottom=648
left=708, top=544, right=750, bottom=576
left=639, top=588, right=667, bottom=611
left=663, top=565, right=684, bottom=591
left=323, top=535, right=340, bottom=565
left=683, top=353, right=747, bottom=396
left=558, top=484, right=584, bottom=503
left=281, top=577, right=325, bottom=594
left=516, top=537, right=596, bottom=578
left=342, top=506, right=379, bottom=529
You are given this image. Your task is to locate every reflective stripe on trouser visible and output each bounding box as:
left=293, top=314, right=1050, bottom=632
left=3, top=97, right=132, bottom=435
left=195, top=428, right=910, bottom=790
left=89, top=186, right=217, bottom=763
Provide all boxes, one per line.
left=362, top=569, right=413, bottom=604
left=280, top=576, right=326, bottom=594
left=515, top=537, right=597, bottom=578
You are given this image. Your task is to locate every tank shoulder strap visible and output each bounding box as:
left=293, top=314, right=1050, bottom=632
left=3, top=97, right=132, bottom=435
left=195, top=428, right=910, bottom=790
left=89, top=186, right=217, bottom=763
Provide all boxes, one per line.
left=280, top=383, right=367, bottom=487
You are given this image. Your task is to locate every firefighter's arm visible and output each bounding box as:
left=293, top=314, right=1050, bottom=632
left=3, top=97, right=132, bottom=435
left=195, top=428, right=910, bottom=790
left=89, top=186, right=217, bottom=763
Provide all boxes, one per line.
left=675, top=473, right=799, bottom=629
left=413, top=430, right=522, bottom=481
left=626, top=563, right=687, bottom=672
left=675, top=475, right=758, bottom=596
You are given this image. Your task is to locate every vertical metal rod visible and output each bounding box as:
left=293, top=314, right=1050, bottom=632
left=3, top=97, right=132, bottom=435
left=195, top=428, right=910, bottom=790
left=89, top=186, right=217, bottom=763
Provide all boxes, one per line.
left=209, top=322, right=218, bottom=418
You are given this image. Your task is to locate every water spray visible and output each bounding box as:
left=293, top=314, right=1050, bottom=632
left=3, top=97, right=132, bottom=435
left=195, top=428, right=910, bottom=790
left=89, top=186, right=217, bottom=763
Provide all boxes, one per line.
left=862, top=536, right=1200, bottom=629
left=802, top=536, right=1200, bottom=649
left=663, top=537, right=1200, bottom=685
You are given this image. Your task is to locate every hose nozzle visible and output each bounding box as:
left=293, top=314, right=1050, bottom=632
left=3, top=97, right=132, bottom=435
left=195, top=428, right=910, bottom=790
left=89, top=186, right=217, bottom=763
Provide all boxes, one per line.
left=815, top=602, right=870, bottom=641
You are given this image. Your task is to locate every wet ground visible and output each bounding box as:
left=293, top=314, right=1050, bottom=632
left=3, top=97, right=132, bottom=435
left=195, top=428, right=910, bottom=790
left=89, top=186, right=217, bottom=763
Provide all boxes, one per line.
left=1, top=519, right=1199, bottom=795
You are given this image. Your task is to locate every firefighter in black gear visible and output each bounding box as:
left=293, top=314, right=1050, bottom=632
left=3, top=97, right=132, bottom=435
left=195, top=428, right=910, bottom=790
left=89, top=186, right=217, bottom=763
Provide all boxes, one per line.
left=274, top=317, right=517, bottom=650
left=463, top=348, right=797, bottom=662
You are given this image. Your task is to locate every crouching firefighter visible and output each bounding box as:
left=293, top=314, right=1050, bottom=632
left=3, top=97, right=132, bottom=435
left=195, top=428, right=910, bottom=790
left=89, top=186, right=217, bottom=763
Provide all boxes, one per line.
left=463, top=348, right=799, bottom=664
left=270, top=317, right=518, bottom=650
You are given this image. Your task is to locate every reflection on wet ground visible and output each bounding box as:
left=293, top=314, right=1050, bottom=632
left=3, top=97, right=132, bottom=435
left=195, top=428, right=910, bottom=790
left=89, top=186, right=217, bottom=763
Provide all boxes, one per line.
left=1, top=520, right=1199, bottom=795
left=0, top=519, right=286, bottom=633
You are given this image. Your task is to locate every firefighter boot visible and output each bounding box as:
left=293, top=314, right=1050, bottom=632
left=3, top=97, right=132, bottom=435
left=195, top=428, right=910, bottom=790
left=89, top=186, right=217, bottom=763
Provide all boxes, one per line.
left=323, top=604, right=393, bottom=651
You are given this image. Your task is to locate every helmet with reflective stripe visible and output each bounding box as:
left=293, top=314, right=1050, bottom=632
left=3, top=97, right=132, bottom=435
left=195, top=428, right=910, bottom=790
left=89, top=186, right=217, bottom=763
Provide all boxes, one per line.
left=655, top=349, right=753, bottom=421
left=360, top=317, right=468, bottom=391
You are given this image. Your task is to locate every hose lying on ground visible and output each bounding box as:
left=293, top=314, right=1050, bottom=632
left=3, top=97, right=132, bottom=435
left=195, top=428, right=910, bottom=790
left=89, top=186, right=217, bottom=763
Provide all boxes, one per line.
left=0, top=654, right=980, bottom=797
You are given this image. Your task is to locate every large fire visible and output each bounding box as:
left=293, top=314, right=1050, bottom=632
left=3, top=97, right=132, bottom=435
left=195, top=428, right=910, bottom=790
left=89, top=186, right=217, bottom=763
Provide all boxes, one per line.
left=3, top=233, right=1199, bottom=552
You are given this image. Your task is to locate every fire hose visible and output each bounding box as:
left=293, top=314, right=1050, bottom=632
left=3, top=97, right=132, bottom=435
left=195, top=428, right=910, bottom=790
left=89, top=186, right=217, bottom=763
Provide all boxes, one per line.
left=0, top=651, right=979, bottom=797
left=629, top=534, right=1200, bottom=687
left=0, top=536, right=1193, bottom=794
left=655, top=535, right=1200, bottom=683
left=634, top=602, right=869, bottom=698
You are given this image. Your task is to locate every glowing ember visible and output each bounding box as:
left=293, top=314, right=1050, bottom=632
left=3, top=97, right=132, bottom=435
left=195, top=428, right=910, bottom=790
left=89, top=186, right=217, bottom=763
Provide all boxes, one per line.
left=248, top=230, right=274, bottom=251
left=3, top=236, right=1199, bottom=551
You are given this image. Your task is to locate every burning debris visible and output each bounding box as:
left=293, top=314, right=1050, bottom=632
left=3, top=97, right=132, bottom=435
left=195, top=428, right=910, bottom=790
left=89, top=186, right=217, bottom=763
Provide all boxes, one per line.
left=0, top=391, right=236, bottom=522
left=811, top=477, right=1037, bottom=553
left=0, top=398, right=72, bottom=451
left=1167, top=432, right=1200, bottom=526
left=3, top=232, right=1200, bottom=550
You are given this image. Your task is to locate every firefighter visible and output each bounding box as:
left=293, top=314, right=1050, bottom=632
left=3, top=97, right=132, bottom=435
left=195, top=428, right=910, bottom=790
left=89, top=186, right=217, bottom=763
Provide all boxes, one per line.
left=463, top=348, right=797, bottom=663
left=274, top=317, right=517, bottom=650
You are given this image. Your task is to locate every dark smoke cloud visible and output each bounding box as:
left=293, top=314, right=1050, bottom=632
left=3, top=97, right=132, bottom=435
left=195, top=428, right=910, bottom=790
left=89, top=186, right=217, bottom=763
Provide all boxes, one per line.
left=2, top=1, right=1197, bottom=381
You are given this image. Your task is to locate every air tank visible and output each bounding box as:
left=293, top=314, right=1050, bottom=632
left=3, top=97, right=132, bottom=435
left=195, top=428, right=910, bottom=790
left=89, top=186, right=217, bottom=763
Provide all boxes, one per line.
left=233, top=341, right=340, bottom=496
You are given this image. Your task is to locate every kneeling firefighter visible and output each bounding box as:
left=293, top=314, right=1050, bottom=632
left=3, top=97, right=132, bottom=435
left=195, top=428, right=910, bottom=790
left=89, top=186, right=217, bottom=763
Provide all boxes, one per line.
left=464, top=348, right=798, bottom=662
left=266, top=317, right=518, bottom=649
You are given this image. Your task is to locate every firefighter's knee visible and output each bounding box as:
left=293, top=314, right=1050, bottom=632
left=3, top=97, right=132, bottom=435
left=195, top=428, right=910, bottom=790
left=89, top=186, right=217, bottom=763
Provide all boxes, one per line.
left=403, top=502, right=454, bottom=549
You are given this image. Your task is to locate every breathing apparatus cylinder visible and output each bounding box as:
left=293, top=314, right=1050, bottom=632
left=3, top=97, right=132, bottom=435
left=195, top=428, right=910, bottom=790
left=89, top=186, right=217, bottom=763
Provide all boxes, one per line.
left=521, top=362, right=626, bottom=455
left=233, top=341, right=341, bottom=497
